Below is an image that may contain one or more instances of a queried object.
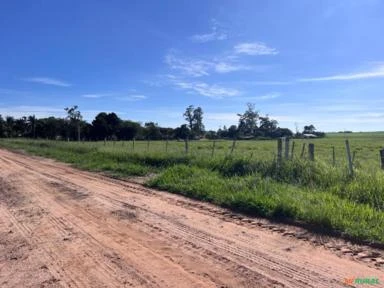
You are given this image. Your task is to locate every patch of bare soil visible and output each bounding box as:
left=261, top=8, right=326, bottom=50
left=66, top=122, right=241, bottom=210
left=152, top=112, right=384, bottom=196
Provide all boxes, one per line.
left=1, top=148, right=383, bottom=287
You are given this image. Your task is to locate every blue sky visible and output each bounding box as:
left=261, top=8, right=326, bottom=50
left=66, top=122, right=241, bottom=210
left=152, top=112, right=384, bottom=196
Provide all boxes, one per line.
left=1, top=0, right=384, bottom=132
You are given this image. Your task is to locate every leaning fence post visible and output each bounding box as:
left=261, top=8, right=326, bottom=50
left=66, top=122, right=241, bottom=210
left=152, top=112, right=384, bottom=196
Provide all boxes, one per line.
left=380, top=149, right=384, bottom=169
left=230, top=138, right=237, bottom=155
left=300, top=143, right=306, bottom=158
left=332, top=146, right=336, bottom=167
left=345, top=140, right=354, bottom=176
left=284, top=137, right=290, bottom=160
left=277, top=138, right=283, bottom=166
left=308, top=143, right=315, bottom=161
left=211, top=140, right=216, bottom=157
left=290, top=141, right=295, bottom=160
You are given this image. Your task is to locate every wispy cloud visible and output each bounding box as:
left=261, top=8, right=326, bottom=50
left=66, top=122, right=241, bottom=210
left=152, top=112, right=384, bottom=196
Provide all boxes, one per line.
left=243, top=81, right=292, bottom=86
left=165, top=51, right=251, bottom=77
left=165, top=52, right=211, bottom=77
left=116, top=94, right=147, bottom=101
left=23, top=77, right=71, bottom=87
left=189, top=19, right=227, bottom=43
left=82, top=93, right=110, bottom=98
left=253, top=92, right=281, bottom=100
left=172, top=79, right=240, bottom=99
left=234, top=42, right=279, bottom=56
left=234, top=92, right=281, bottom=102
left=298, top=64, right=384, bottom=82
left=214, top=62, right=251, bottom=73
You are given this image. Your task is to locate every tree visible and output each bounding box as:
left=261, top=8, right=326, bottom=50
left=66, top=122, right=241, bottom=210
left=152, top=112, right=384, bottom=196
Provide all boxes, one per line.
left=117, top=120, right=141, bottom=140
left=173, top=124, right=190, bottom=140
left=65, top=106, right=83, bottom=141
left=303, top=125, right=316, bottom=134
left=183, top=105, right=194, bottom=131
left=91, top=112, right=109, bottom=140
left=143, top=122, right=162, bottom=140
left=192, top=107, right=204, bottom=137
left=91, top=112, right=122, bottom=140
left=237, top=103, right=259, bottom=137
left=227, top=125, right=238, bottom=139
left=5, top=116, right=15, bottom=137
left=259, top=115, right=278, bottom=137
left=0, top=115, right=5, bottom=137
left=183, top=105, right=205, bottom=138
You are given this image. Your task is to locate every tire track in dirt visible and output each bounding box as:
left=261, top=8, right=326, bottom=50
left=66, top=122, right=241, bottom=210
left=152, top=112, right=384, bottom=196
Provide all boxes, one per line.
left=1, top=148, right=383, bottom=287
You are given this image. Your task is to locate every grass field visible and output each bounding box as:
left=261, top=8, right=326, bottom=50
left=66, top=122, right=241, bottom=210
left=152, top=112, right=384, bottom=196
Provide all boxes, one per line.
left=1, top=132, right=384, bottom=245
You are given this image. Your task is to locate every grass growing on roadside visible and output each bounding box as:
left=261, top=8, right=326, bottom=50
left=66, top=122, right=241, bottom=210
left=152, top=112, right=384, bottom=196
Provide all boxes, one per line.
left=1, top=137, right=384, bottom=244
left=147, top=165, right=384, bottom=243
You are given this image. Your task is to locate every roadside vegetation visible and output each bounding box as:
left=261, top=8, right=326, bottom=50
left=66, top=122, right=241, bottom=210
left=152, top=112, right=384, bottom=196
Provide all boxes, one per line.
left=1, top=132, right=384, bottom=245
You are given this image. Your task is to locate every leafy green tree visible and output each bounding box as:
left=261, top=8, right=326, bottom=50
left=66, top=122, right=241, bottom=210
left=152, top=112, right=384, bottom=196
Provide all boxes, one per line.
left=183, top=105, right=205, bottom=138
left=65, top=105, right=83, bottom=141
left=143, top=122, right=162, bottom=140
left=259, top=115, right=278, bottom=137
left=0, top=115, right=5, bottom=137
left=174, top=124, right=190, bottom=140
left=117, top=120, right=141, bottom=140
left=227, top=125, right=238, bottom=139
left=303, top=125, right=316, bottom=134
left=237, top=103, right=259, bottom=137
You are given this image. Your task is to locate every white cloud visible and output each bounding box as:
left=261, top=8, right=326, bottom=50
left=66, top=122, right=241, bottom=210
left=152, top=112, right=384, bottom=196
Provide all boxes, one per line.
left=165, top=53, right=211, bottom=77
left=298, top=64, right=384, bottom=82
left=23, top=77, right=71, bottom=87
left=242, top=81, right=292, bottom=86
left=189, top=19, right=227, bottom=43
left=82, top=93, right=110, bottom=98
left=214, top=62, right=251, bottom=73
left=234, top=42, right=279, bottom=56
left=116, top=94, right=147, bottom=101
left=252, top=92, right=281, bottom=100
left=165, top=51, right=251, bottom=77
left=172, top=80, right=240, bottom=99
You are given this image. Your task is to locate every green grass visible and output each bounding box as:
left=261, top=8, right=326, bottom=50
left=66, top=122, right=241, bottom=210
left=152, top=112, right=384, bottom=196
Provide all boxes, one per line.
left=1, top=133, right=384, bottom=244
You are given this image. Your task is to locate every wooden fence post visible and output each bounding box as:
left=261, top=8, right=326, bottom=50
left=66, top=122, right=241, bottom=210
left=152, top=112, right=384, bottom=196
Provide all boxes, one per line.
left=300, top=143, right=306, bottom=158
left=104, top=138, right=106, bottom=146
left=277, top=138, right=283, bottom=166
left=290, top=141, right=295, bottom=160
left=380, top=149, right=384, bottom=169
left=211, top=140, right=216, bottom=157
left=284, top=137, right=290, bottom=160
left=345, top=140, right=354, bottom=176
left=230, top=138, right=237, bottom=155
left=184, top=138, right=189, bottom=154
left=332, top=146, right=336, bottom=167
left=308, top=143, right=315, bottom=161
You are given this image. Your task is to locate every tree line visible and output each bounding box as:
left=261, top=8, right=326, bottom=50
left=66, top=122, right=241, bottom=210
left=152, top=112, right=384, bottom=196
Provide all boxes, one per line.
left=0, top=103, right=323, bottom=140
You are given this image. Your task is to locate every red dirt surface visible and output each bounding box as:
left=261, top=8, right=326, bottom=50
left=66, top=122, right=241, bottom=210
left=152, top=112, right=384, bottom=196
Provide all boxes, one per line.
left=1, top=148, right=383, bottom=287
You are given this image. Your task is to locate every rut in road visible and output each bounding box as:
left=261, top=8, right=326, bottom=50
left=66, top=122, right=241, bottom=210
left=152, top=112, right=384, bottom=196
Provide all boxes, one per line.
left=0, top=148, right=383, bottom=288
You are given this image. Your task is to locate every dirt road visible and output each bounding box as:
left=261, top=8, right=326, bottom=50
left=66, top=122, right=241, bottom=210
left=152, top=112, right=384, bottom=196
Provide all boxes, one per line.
left=0, top=148, right=383, bottom=287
